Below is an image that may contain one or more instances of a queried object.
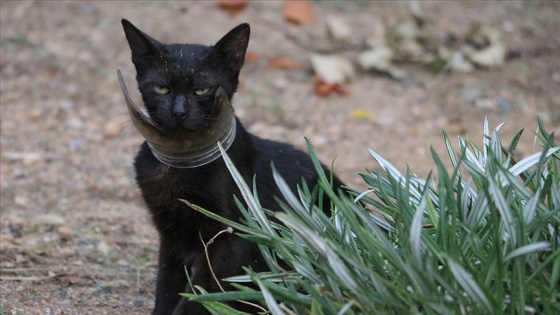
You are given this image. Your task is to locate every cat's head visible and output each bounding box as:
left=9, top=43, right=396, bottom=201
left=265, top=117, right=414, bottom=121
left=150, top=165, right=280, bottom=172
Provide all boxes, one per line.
left=121, top=19, right=250, bottom=136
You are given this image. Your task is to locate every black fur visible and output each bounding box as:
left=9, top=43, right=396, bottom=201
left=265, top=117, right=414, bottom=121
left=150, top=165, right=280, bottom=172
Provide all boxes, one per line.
left=122, top=19, right=344, bottom=315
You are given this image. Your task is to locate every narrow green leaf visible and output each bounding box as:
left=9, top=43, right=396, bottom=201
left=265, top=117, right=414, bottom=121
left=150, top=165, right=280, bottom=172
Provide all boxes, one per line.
left=509, top=147, right=559, bottom=177
left=487, top=172, right=518, bottom=246
left=218, top=142, right=275, bottom=235
left=410, top=194, right=426, bottom=263
left=255, top=277, right=285, bottom=315
left=504, top=242, right=550, bottom=262
left=447, top=259, right=493, bottom=311
left=507, top=128, right=524, bottom=153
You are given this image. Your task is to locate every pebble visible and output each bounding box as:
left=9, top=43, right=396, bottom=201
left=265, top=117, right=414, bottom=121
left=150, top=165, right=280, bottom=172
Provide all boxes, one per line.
left=14, top=195, right=29, bottom=206
left=67, top=139, right=85, bottom=150
left=35, top=214, right=66, bottom=226
left=57, top=226, right=73, bottom=238
left=66, top=117, right=84, bottom=130
left=460, top=86, right=484, bottom=104
left=6, top=215, right=26, bottom=234
left=494, top=96, right=513, bottom=112
left=474, top=98, right=495, bottom=109
left=97, top=241, right=111, bottom=256
left=117, top=259, right=129, bottom=267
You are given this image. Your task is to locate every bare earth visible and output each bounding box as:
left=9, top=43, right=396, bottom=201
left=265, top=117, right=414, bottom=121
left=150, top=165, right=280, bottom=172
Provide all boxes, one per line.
left=1, top=1, right=559, bottom=314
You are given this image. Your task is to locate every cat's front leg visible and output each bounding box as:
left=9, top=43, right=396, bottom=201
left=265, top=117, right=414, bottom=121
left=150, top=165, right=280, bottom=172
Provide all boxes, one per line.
left=152, top=243, right=188, bottom=315
left=172, top=297, right=209, bottom=315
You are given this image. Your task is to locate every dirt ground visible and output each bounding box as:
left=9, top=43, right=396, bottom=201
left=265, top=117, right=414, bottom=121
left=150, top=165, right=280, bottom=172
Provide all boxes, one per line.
left=1, top=1, right=559, bottom=314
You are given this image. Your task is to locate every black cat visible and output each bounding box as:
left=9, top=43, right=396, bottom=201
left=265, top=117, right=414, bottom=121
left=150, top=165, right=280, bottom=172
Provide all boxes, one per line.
left=120, top=19, right=344, bottom=315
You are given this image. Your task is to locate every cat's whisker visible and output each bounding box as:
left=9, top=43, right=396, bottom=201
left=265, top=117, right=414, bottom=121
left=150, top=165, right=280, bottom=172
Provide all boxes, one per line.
left=113, top=125, right=136, bottom=156
left=105, top=114, right=132, bottom=135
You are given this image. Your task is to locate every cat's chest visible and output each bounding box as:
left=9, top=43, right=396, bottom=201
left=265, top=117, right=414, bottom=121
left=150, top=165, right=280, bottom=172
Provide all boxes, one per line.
left=137, top=163, right=208, bottom=206
left=134, top=146, right=233, bottom=211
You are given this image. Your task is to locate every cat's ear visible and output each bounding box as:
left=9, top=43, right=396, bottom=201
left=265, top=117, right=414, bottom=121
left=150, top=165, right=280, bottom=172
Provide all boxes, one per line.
left=210, top=23, right=250, bottom=71
left=121, top=19, right=163, bottom=59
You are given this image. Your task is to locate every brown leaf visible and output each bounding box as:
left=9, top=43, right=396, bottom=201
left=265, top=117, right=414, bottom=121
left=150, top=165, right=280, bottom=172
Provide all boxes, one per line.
left=245, top=50, right=261, bottom=63
left=268, top=57, right=305, bottom=70
left=217, top=0, right=248, bottom=15
left=283, top=0, right=316, bottom=25
left=313, top=76, right=350, bottom=97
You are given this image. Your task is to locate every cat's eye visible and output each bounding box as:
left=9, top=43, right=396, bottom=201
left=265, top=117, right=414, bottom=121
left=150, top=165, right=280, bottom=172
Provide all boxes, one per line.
left=194, top=88, right=210, bottom=96
left=153, top=84, right=169, bottom=95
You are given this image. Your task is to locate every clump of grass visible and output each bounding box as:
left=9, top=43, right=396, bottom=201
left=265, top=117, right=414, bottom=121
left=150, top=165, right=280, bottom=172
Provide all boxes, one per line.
left=185, top=117, right=559, bottom=314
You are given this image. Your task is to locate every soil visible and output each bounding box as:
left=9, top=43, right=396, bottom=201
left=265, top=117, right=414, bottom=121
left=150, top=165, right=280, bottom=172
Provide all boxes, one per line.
left=1, top=1, right=559, bottom=314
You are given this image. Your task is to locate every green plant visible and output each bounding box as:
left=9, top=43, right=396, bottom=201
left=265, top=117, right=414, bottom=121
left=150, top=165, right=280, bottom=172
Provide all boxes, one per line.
left=183, top=118, right=559, bottom=315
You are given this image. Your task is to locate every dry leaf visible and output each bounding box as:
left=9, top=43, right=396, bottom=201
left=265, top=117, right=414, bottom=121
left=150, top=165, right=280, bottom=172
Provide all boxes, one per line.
left=309, top=54, right=354, bottom=84
left=463, top=24, right=506, bottom=68
left=449, top=51, right=474, bottom=73
left=350, top=108, right=376, bottom=121
left=217, top=0, right=248, bottom=15
left=358, top=47, right=393, bottom=72
left=268, top=57, right=305, bottom=70
left=464, top=43, right=506, bottom=68
left=313, top=76, right=350, bottom=97
left=358, top=47, right=407, bottom=79
left=325, top=17, right=351, bottom=42
left=245, top=50, right=261, bottom=63
left=283, top=0, right=316, bottom=25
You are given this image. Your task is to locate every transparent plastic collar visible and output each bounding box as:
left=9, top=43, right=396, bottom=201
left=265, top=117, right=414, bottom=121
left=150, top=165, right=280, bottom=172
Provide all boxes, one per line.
left=117, top=70, right=236, bottom=168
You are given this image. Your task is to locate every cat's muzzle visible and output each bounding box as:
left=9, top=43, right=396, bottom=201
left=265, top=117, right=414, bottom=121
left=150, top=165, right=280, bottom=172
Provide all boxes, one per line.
left=117, top=70, right=236, bottom=168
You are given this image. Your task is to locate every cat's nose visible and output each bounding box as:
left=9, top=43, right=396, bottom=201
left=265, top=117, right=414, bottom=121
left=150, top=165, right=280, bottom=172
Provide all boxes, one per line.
left=172, top=96, right=188, bottom=120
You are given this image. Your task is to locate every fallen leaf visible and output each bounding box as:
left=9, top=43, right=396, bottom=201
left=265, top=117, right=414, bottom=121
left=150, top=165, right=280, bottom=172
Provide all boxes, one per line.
left=309, top=54, right=354, bottom=84
left=358, top=46, right=393, bottom=72
left=313, top=76, right=350, bottom=97
left=449, top=51, right=474, bottom=73
left=463, top=24, right=506, bottom=68
left=358, top=47, right=407, bottom=79
left=350, top=108, right=376, bottom=121
left=325, top=17, right=352, bottom=42
left=464, top=43, right=506, bottom=68
left=268, top=57, right=305, bottom=70
left=217, top=0, right=248, bottom=15
left=245, top=50, right=261, bottom=63
left=283, top=0, right=316, bottom=25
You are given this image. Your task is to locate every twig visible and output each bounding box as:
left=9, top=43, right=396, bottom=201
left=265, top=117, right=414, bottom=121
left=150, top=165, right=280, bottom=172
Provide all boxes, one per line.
left=199, top=227, right=234, bottom=293
left=0, top=274, right=62, bottom=281
left=199, top=228, right=268, bottom=314
left=0, top=266, right=65, bottom=273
